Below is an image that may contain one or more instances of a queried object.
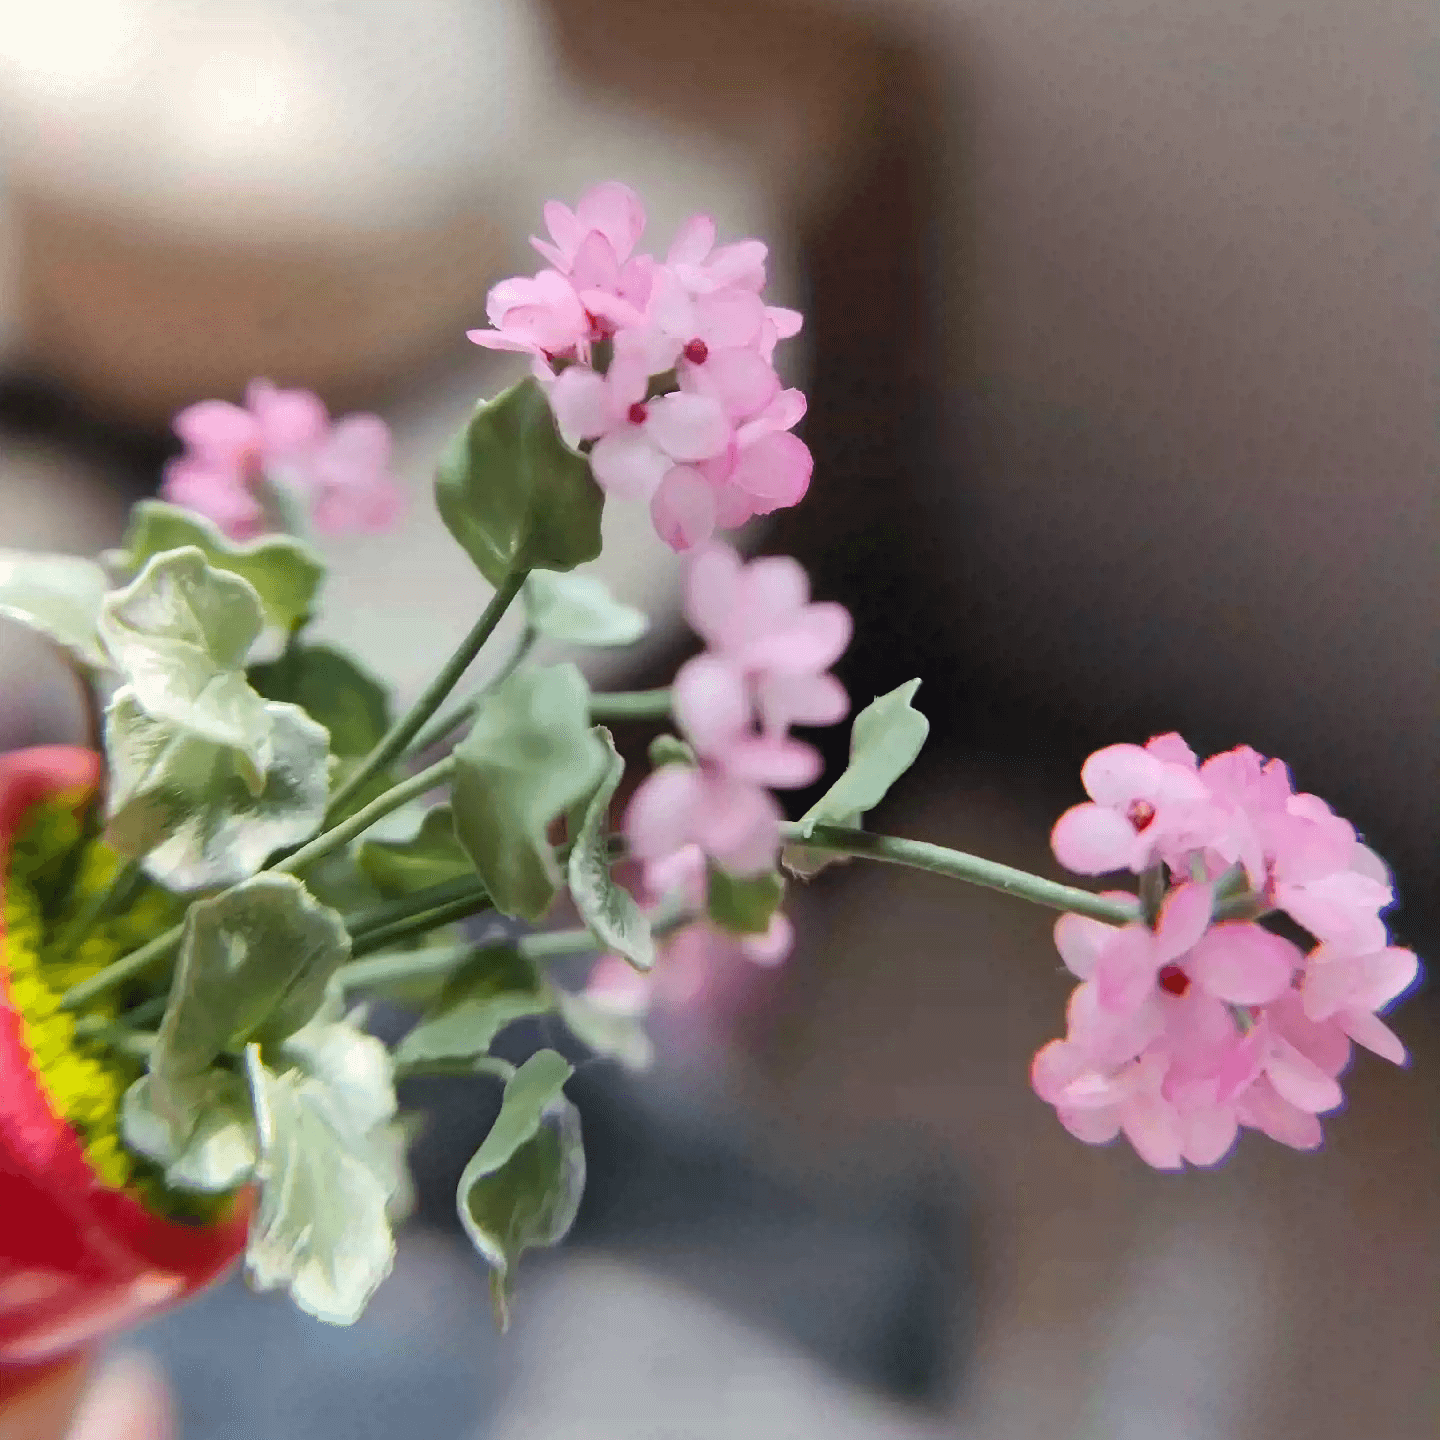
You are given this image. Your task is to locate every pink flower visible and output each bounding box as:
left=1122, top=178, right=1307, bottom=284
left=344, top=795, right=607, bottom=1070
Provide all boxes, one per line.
left=624, top=545, right=850, bottom=876
left=161, top=380, right=403, bottom=540
left=466, top=184, right=810, bottom=551
left=1300, top=941, right=1418, bottom=1063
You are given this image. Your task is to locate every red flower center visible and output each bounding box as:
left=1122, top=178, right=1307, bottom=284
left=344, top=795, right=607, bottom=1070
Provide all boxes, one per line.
left=627, top=402, right=649, bottom=426
left=1127, top=799, right=1157, bottom=832
left=1157, top=964, right=1190, bottom=997
left=683, top=338, right=709, bottom=365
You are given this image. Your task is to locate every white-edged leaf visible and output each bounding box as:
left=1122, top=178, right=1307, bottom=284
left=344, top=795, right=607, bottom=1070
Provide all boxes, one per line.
left=567, top=727, right=653, bottom=970
left=112, top=500, right=325, bottom=633
left=243, top=1045, right=397, bottom=1326
left=786, top=679, right=930, bottom=877
left=99, top=547, right=271, bottom=768
left=455, top=1050, right=584, bottom=1329
left=148, top=872, right=351, bottom=1111
left=451, top=664, right=606, bottom=921
left=104, top=690, right=330, bottom=891
left=121, top=1070, right=258, bottom=1193
left=523, top=570, right=648, bottom=647
left=394, top=946, right=554, bottom=1067
left=0, top=549, right=110, bottom=667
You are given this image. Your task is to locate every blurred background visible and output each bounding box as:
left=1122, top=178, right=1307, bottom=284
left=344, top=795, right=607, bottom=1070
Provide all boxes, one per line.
left=1, top=1, right=1436, bottom=1436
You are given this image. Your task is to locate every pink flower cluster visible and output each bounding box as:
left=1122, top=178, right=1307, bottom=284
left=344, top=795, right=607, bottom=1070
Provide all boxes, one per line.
left=624, top=542, right=851, bottom=876
left=161, top=380, right=403, bottom=541
left=468, top=182, right=810, bottom=552
left=585, top=844, right=793, bottom=1025
left=1034, top=736, right=1419, bottom=1169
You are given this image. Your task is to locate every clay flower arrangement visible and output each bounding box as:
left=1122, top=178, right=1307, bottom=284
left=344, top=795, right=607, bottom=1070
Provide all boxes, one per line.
left=0, top=185, right=1420, bottom=1373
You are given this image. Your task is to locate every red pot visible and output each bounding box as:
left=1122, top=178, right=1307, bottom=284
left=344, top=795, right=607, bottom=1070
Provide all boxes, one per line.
left=0, top=747, right=249, bottom=1366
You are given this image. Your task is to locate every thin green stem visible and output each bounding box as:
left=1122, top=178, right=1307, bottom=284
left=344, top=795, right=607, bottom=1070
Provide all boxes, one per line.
left=406, top=626, right=538, bottom=757
left=347, top=887, right=494, bottom=958
left=344, top=875, right=487, bottom=940
left=588, top=687, right=673, bottom=723
left=780, top=822, right=1141, bottom=926
left=60, top=921, right=183, bottom=1012
left=277, top=757, right=455, bottom=877
left=334, top=942, right=476, bottom=995
left=326, top=569, right=527, bottom=820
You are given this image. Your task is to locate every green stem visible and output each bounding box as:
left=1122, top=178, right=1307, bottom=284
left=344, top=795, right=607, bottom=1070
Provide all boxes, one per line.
left=588, top=687, right=673, bottom=722
left=60, top=921, right=182, bottom=1012
left=345, top=875, right=487, bottom=940
left=334, top=942, right=475, bottom=995
left=326, top=569, right=527, bottom=820
left=347, top=887, right=494, bottom=958
left=277, top=757, right=455, bottom=877
left=406, top=626, right=538, bottom=757
left=780, top=822, right=1141, bottom=926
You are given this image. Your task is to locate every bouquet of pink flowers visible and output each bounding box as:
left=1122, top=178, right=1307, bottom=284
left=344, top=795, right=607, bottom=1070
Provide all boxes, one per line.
left=0, top=184, right=1418, bottom=1387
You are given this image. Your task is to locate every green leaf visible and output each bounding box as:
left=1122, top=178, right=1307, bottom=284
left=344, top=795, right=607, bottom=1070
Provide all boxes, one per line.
left=121, top=1069, right=258, bottom=1193
left=786, top=679, right=930, bottom=878
left=455, top=1050, right=584, bottom=1330
left=98, top=548, right=271, bottom=769
left=555, top=988, right=653, bottom=1071
left=523, top=569, right=648, bottom=647
left=647, top=734, right=696, bottom=770
left=435, top=377, right=604, bottom=588
left=706, top=866, right=785, bottom=937
left=112, top=500, right=325, bottom=632
left=104, top=690, right=330, bottom=891
left=249, top=642, right=390, bottom=759
left=451, top=664, right=607, bottom=921
left=566, top=727, right=653, bottom=970
left=357, top=806, right=474, bottom=900
left=244, top=1044, right=398, bottom=1325
left=0, top=549, right=110, bottom=668
left=394, top=946, right=554, bottom=1067
left=147, top=873, right=351, bottom=1113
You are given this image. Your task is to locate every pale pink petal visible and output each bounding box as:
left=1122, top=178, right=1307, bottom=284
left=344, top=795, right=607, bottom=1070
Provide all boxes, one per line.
left=1265, top=1038, right=1345, bottom=1113
left=1053, top=913, right=1120, bottom=980
left=1340, top=1009, right=1408, bottom=1065
left=643, top=843, right=707, bottom=907
left=667, top=214, right=716, bottom=267
left=687, top=346, right=780, bottom=419
left=467, top=328, right=544, bottom=353
left=1121, top=1091, right=1186, bottom=1171
left=1057, top=1105, right=1124, bottom=1144
left=693, top=290, right=766, bottom=348
left=723, top=735, right=823, bottom=789
left=247, top=380, right=329, bottom=458
left=1237, top=1078, right=1324, bottom=1150
left=578, top=288, right=649, bottom=334
left=1188, top=923, right=1300, bottom=1005
left=726, top=430, right=812, bottom=508
left=585, top=955, right=652, bottom=1016
left=1144, top=732, right=1199, bottom=769
left=539, top=200, right=584, bottom=260
left=701, top=239, right=768, bottom=291
left=740, top=911, right=794, bottom=966
left=590, top=428, right=671, bottom=500
left=625, top=765, right=705, bottom=862
left=737, top=388, right=807, bottom=444
left=1051, top=803, right=1142, bottom=875
left=1154, top=882, right=1214, bottom=960
left=694, top=777, right=782, bottom=874
left=568, top=231, right=622, bottom=293
left=1094, top=926, right=1162, bottom=1014
left=755, top=672, right=849, bottom=733
left=1066, top=980, right=1165, bottom=1065
left=1276, top=873, right=1391, bottom=949
left=160, top=459, right=264, bottom=539
left=744, top=603, right=852, bottom=675
left=645, top=393, right=732, bottom=463
left=1081, top=744, right=1165, bottom=807
left=651, top=466, right=718, bottom=552
left=172, top=399, right=259, bottom=464
left=684, top=542, right=744, bottom=645
left=766, top=306, right=804, bottom=339
left=574, top=181, right=646, bottom=261
left=1031, top=1039, right=1089, bottom=1106
left=529, top=236, right=568, bottom=271
left=1179, top=1103, right=1239, bottom=1167
left=673, top=655, right=749, bottom=757
left=547, top=366, right=616, bottom=446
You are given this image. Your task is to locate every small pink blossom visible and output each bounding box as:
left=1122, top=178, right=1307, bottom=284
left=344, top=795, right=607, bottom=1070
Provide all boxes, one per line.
left=161, top=380, right=403, bottom=540
left=467, top=269, right=591, bottom=363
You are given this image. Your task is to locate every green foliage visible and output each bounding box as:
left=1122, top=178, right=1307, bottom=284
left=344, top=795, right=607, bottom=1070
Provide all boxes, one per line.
left=522, top=569, right=648, bottom=647
left=104, top=692, right=330, bottom=891
left=567, top=727, right=654, bottom=970
left=0, top=549, right=110, bottom=667
left=786, top=679, right=930, bottom=878
left=394, top=946, right=554, bottom=1068
left=647, top=734, right=696, bottom=770
left=98, top=548, right=271, bottom=770
left=357, top=806, right=474, bottom=900
left=555, top=988, right=653, bottom=1071
left=122, top=1070, right=257, bottom=1193
left=456, top=1050, right=585, bottom=1330
left=113, top=500, right=325, bottom=632
left=450, top=664, right=607, bottom=921
left=147, top=874, right=351, bottom=1113
left=435, top=377, right=604, bottom=587
left=706, top=865, right=785, bottom=937
left=244, top=1030, right=402, bottom=1326
left=250, top=642, right=390, bottom=758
